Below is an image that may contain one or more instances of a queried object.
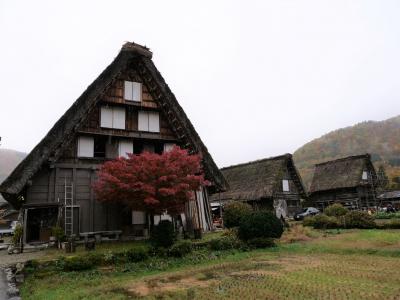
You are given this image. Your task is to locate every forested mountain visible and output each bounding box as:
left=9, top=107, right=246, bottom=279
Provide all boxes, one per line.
left=0, top=149, right=27, bottom=202
left=293, top=115, right=400, bottom=190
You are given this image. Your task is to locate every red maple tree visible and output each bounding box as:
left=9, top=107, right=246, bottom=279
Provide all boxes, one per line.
left=93, top=146, right=208, bottom=215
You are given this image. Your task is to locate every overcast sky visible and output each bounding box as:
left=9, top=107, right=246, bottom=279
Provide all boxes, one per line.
left=0, top=0, right=399, bottom=167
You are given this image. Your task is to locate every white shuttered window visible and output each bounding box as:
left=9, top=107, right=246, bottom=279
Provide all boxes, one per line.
left=282, top=180, right=290, bottom=192
left=77, top=136, right=94, bottom=157
left=148, top=111, right=160, bottom=132
left=113, top=107, right=126, bottom=129
left=164, top=143, right=175, bottom=153
left=100, top=107, right=113, bottom=128
left=100, top=106, right=126, bottom=129
left=124, top=81, right=141, bottom=101
left=138, top=111, right=148, bottom=131
left=118, top=140, right=134, bottom=158
left=138, top=111, right=160, bottom=132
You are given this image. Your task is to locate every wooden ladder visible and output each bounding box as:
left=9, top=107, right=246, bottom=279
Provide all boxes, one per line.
left=64, top=178, right=74, bottom=237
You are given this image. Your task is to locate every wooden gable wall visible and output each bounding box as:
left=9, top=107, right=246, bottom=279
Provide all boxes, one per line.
left=57, top=65, right=179, bottom=161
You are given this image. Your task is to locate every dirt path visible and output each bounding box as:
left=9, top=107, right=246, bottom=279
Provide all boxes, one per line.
left=0, top=249, right=46, bottom=267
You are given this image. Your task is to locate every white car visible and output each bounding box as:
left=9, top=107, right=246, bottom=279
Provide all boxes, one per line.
left=0, top=221, right=18, bottom=237
left=294, top=207, right=320, bottom=221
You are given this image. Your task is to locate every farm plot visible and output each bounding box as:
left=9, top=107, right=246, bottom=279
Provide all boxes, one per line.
left=124, top=253, right=400, bottom=299
left=20, top=229, right=400, bottom=299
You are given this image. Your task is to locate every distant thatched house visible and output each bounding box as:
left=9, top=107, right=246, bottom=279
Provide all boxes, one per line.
left=377, top=190, right=400, bottom=210
left=210, top=154, right=306, bottom=217
left=0, top=42, right=227, bottom=244
left=309, top=154, right=378, bottom=210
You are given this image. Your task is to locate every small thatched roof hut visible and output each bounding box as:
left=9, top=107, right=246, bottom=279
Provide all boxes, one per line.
left=309, top=154, right=378, bottom=209
left=210, top=154, right=306, bottom=216
left=309, top=154, right=376, bottom=194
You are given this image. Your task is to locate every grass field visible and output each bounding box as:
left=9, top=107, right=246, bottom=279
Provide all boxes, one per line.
left=20, top=228, right=400, bottom=299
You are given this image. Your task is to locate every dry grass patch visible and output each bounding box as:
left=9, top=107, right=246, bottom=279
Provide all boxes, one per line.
left=280, top=224, right=320, bottom=244
left=128, top=275, right=218, bottom=297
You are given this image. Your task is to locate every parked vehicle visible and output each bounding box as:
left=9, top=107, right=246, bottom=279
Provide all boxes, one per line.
left=0, top=221, right=18, bottom=237
left=294, top=207, right=320, bottom=220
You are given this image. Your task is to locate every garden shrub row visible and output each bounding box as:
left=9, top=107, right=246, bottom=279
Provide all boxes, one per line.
left=374, top=212, right=400, bottom=219
left=28, top=240, right=191, bottom=272
left=303, top=205, right=378, bottom=229
left=376, top=219, right=400, bottom=229
left=26, top=211, right=284, bottom=273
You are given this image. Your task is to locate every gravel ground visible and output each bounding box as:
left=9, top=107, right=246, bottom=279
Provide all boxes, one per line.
left=0, top=268, right=7, bottom=300
left=0, top=249, right=46, bottom=267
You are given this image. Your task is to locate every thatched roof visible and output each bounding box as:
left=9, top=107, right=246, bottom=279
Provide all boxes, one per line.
left=0, top=42, right=227, bottom=204
left=377, top=190, right=400, bottom=200
left=210, top=154, right=306, bottom=202
left=309, top=154, right=375, bottom=193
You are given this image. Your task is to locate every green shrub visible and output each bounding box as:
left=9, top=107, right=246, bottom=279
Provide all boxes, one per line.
left=102, top=251, right=118, bottom=264
left=85, top=252, right=104, bottom=265
left=51, top=226, right=65, bottom=242
left=151, top=246, right=169, bottom=257
left=125, top=246, right=149, bottom=262
left=208, top=235, right=240, bottom=250
left=223, top=202, right=252, bottom=228
left=246, top=237, right=275, bottom=249
left=324, top=204, right=348, bottom=217
left=12, top=223, right=23, bottom=245
left=302, top=216, right=315, bottom=227
left=374, top=212, right=400, bottom=219
left=238, top=211, right=283, bottom=241
left=378, top=219, right=400, bottom=229
left=150, top=220, right=176, bottom=248
left=63, top=256, right=94, bottom=271
left=342, top=211, right=376, bottom=229
left=303, top=214, right=339, bottom=229
left=168, top=240, right=193, bottom=257
left=24, top=259, right=40, bottom=273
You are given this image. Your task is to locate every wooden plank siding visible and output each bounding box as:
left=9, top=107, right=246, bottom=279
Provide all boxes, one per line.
left=25, top=165, right=124, bottom=233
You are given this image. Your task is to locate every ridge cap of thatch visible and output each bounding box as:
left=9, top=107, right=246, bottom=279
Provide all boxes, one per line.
left=121, top=42, right=152, bottom=58
left=314, top=153, right=370, bottom=167
left=221, top=153, right=292, bottom=171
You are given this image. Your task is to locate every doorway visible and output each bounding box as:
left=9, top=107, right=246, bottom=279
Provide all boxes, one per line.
left=25, top=206, right=59, bottom=243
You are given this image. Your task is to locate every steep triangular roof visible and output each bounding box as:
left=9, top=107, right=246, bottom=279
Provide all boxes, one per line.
left=0, top=42, right=227, bottom=204
left=309, top=153, right=375, bottom=193
left=210, top=154, right=306, bottom=202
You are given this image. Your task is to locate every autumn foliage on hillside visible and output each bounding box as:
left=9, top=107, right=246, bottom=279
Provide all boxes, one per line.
left=293, top=115, right=400, bottom=189
left=93, top=146, right=208, bottom=215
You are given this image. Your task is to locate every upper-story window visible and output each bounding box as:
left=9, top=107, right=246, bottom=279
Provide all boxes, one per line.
left=362, top=171, right=368, bottom=180
left=118, top=140, right=134, bottom=158
left=100, top=106, right=126, bottom=129
left=138, top=110, right=160, bottom=132
left=124, top=81, right=141, bottom=102
left=77, top=136, right=94, bottom=157
left=282, top=179, right=290, bottom=192
left=77, top=136, right=106, bottom=158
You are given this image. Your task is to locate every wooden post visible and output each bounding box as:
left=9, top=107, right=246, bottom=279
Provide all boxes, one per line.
left=219, top=192, right=223, bottom=228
